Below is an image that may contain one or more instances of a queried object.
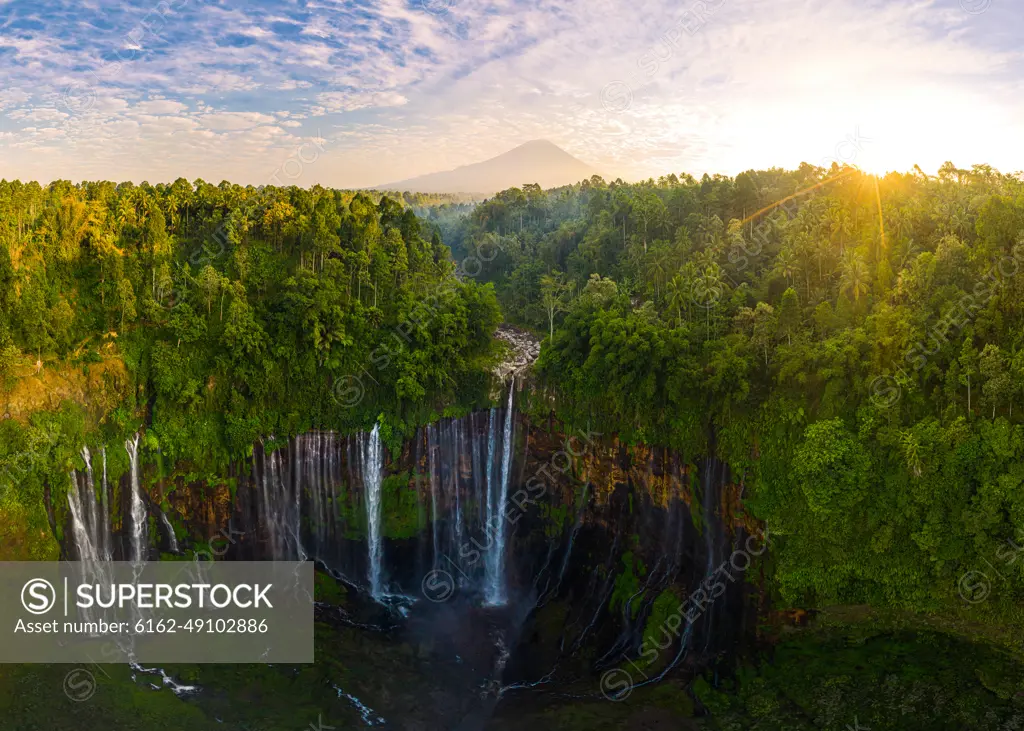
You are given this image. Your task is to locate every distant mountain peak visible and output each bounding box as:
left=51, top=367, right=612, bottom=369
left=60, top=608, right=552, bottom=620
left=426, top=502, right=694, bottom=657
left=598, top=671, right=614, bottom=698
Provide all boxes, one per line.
left=376, top=141, right=600, bottom=195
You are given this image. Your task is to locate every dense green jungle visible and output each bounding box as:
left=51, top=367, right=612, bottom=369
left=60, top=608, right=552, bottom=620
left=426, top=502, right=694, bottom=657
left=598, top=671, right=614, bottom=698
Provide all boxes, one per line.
left=3, top=163, right=1024, bottom=729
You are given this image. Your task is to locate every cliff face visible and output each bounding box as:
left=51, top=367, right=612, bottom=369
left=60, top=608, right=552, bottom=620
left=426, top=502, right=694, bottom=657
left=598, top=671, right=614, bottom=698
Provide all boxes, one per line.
left=2, top=351, right=129, bottom=424
left=59, top=406, right=758, bottom=703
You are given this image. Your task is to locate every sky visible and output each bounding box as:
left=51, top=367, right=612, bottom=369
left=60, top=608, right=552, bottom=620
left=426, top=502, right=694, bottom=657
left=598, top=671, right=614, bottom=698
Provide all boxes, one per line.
left=0, top=0, right=1021, bottom=187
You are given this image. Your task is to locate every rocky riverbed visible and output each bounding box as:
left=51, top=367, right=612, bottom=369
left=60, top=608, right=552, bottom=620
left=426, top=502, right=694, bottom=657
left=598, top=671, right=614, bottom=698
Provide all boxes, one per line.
left=493, top=325, right=541, bottom=381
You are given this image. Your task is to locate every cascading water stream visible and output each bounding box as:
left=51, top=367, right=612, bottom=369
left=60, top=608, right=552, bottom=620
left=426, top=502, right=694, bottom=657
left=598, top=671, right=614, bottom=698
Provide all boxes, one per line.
left=101, top=446, right=111, bottom=561
left=67, top=448, right=119, bottom=629
left=56, top=412, right=745, bottom=721
left=701, top=461, right=719, bottom=654
left=125, top=433, right=146, bottom=563
left=451, top=419, right=464, bottom=572
left=632, top=460, right=726, bottom=691
left=428, top=424, right=440, bottom=570
left=483, top=408, right=498, bottom=592
left=364, top=424, right=384, bottom=600
left=68, top=469, right=100, bottom=563
left=485, top=378, right=515, bottom=606
left=68, top=446, right=113, bottom=563
left=160, top=510, right=180, bottom=554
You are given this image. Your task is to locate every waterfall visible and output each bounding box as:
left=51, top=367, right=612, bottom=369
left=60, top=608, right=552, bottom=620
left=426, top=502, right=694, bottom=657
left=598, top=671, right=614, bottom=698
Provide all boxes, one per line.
left=81, top=447, right=102, bottom=559
left=428, top=424, right=440, bottom=569
left=471, top=411, right=485, bottom=536
left=543, top=482, right=589, bottom=605
left=125, top=434, right=147, bottom=563
left=630, top=461, right=724, bottom=690
left=485, top=408, right=497, bottom=529
left=448, top=419, right=463, bottom=572
left=364, top=424, right=384, bottom=600
left=266, top=446, right=284, bottom=557
left=101, top=447, right=110, bottom=561
left=307, top=433, right=326, bottom=552
left=159, top=510, right=180, bottom=554
left=68, top=451, right=116, bottom=624
left=485, top=378, right=515, bottom=606
left=256, top=438, right=307, bottom=561
left=701, top=461, right=718, bottom=654
left=68, top=469, right=101, bottom=563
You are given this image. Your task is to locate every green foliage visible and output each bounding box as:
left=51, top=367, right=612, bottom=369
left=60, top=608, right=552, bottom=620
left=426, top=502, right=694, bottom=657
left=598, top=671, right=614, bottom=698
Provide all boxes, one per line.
left=793, top=418, right=871, bottom=515
left=0, top=180, right=502, bottom=471
left=696, top=631, right=1024, bottom=730
left=608, top=551, right=647, bottom=618
left=380, top=471, right=421, bottom=539
left=441, top=165, right=1024, bottom=620
left=640, top=589, right=683, bottom=672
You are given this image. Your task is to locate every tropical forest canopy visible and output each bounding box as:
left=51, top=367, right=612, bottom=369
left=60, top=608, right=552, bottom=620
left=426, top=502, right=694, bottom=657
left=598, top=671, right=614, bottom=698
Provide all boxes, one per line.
left=0, top=179, right=501, bottom=537
left=2, top=162, right=1024, bottom=624
left=447, top=163, right=1024, bottom=616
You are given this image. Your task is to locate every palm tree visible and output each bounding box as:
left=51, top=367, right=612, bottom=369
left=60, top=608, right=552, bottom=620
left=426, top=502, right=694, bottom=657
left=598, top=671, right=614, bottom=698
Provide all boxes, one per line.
left=697, top=214, right=717, bottom=244
left=894, top=238, right=921, bottom=271
left=644, top=249, right=672, bottom=299
left=666, top=274, right=687, bottom=327
left=49, top=196, right=96, bottom=262
left=840, top=251, right=870, bottom=302
left=890, top=205, right=913, bottom=242
left=813, top=236, right=832, bottom=284
left=828, top=205, right=853, bottom=255
left=776, top=248, right=798, bottom=286
left=693, top=263, right=725, bottom=338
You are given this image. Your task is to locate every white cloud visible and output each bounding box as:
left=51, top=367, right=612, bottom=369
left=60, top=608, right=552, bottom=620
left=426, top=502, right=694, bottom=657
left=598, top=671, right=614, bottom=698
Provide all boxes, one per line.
left=7, top=107, right=69, bottom=122
left=132, top=99, right=189, bottom=115
left=277, top=79, right=313, bottom=90
left=316, top=90, right=409, bottom=113
left=2, top=0, right=1021, bottom=185
left=197, top=111, right=278, bottom=131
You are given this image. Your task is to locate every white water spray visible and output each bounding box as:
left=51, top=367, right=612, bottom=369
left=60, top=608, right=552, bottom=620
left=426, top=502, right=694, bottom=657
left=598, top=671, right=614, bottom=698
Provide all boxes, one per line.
left=364, top=424, right=384, bottom=600
left=160, top=510, right=180, bottom=554
left=125, top=434, right=146, bottom=563
left=68, top=470, right=100, bottom=563
left=485, top=378, right=515, bottom=606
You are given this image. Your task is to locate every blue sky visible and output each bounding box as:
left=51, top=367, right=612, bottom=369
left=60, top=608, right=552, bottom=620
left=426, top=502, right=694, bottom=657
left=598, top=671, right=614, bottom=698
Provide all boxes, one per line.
left=1, top=0, right=1021, bottom=186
